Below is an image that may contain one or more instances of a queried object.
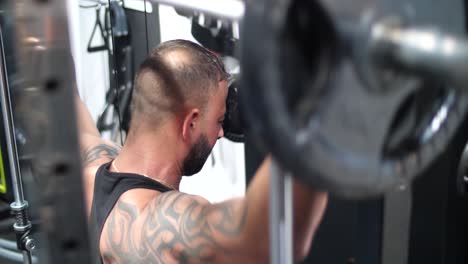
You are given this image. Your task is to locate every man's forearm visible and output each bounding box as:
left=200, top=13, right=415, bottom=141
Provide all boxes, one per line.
left=75, top=94, right=100, bottom=139
left=292, top=181, right=328, bottom=258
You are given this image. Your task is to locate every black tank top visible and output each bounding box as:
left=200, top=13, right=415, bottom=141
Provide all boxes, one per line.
left=89, top=162, right=173, bottom=264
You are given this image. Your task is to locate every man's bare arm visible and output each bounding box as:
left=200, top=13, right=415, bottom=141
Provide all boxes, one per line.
left=73, top=79, right=121, bottom=214
left=74, top=94, right=100, bottom=137
left=74, top=87, right=121, bottom=167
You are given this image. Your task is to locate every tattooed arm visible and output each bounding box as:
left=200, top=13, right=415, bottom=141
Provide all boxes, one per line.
left=103, top=158, right=328, bottom=264
left=74, top=88, right=121, bottom=166
left=75, top=90, right=121, bottom=215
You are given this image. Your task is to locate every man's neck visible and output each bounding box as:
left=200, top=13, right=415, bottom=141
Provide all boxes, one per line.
left=114, top=129, right=184, bottom=190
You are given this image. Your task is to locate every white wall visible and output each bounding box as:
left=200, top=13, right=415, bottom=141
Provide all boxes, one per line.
left=69, top=1, right=245, bottom=202
left=68, top=0, right=109, bottom=121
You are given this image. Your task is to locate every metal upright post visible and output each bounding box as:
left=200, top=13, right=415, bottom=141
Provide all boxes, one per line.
left=284, top=172, right=294, bottom=263
left=270, top=160, right=294, bottom=264
left=10, top=0, right=91, bottom=262
left=0, top=24, right=34, bottom=264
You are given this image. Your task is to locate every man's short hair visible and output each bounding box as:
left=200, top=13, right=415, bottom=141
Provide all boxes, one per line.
left=130, top=39, right=229, bottom=130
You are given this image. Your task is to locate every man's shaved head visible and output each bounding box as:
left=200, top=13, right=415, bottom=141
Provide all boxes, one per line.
left=129, top=39, right=229, bottom=131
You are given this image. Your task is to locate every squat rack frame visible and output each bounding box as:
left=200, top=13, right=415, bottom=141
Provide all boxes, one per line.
left=7, top=0, right=92, bottom=263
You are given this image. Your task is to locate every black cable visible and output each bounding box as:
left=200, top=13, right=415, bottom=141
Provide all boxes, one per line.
left=107, top=0, right=124, bottom=145
left=144, top=0, right=150, bottom=54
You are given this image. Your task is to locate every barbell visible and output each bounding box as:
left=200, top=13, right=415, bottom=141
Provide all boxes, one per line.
left=240, top=0, right=468, bottom=198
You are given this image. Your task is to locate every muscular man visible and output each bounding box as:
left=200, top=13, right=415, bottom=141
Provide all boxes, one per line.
left=76, top=39, right=328, bottom=263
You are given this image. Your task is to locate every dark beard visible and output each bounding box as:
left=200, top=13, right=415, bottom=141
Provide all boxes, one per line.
left=181, top=134, right=212, bottom=176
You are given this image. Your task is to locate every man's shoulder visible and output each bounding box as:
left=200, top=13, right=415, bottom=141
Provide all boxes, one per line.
left=149, top=191, right=212, bottom=212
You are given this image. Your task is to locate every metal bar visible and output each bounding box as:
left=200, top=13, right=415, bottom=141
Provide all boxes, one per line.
left=22, top=250, right=32, bottom=264
left=148, top=0, right=245, bottom=21
left=11, top=0, right=92, bottom=262
left=0, top=247, right=37, bottom=263
left=80, top=0, right=110, bottom=4
left=0, top=238, right=18, bottom=251
left=270, top=160, right=293, bottom=264
left=269, top=160, right=282, bottom=264
left=284, top=173, right=294, bottom=263
left=381, top=186, right=412, bottom=264
left=21, top=250, right=32, bottom=264
left=0, top=24, right=24, bottom=208
left=370, top=23, right=468, bottom=88
left=0, top=19, right=33, bottom=264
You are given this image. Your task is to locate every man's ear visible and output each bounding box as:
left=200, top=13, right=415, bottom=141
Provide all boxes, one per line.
left=182, top=108, right=200, bottom=140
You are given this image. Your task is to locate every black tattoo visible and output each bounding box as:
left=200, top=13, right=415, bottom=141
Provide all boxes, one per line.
left=103, top=192, right=248, bottom=263
left=82, top=144, right=120, bottom=166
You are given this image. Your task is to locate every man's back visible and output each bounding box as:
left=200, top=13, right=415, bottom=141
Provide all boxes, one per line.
left=99, top=189, right=248, bottom=264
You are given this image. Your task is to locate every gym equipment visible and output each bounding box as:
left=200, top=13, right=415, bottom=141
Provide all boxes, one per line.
left=9, top=0, right=92, bottom=263
left=87, top=7, right=109, bottom=53
left=174, top=8, right=239, bottom=57
left=223, top=74, right=244, bottom=142
left=457, top=142, right=468, bottom=196
left=240, top=0, right=468, bottom=198
left=190, top=16, right=238, bottom=58
left=89, top=1, right=134, bottom=140
left=156, top=0, right=244, bottom=21
left=0, top=21, right=34, bottom=263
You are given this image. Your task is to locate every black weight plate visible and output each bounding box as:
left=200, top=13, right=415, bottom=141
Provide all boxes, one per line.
left=240, top=0, right=468, bottom=198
